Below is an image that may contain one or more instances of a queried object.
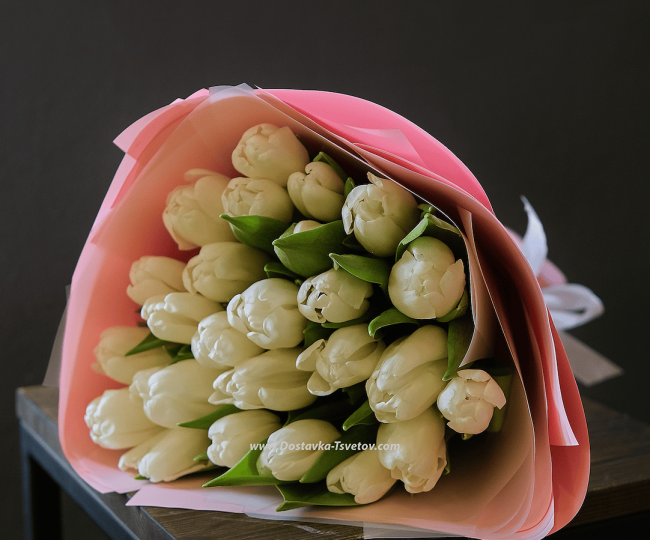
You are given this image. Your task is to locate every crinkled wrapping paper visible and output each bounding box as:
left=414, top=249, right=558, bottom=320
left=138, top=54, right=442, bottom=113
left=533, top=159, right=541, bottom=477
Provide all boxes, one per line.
left=59, top=85, right=589, bottom=539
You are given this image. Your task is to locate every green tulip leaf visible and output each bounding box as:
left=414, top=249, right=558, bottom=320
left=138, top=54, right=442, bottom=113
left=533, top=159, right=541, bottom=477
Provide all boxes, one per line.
left=342, top=400, right=377, bottom=431
left=300, top=424, right=379, bottom=483
left=329, top=253, right=390, bottom=293
left=264, top=261, right=302, bottom=281
left=124, top=332, right=167, bottom=356
left=168, top=344, right=194, bottom=365
left=220, top=214, right=288, bottom=255
left=437, top=289, right=470, bottom=323
left=341, top=233, right=365, bottom=252
left=303, top=322, right=332, bottom=347
left=344, top=177, right=356, bottom=197
left=396, top=212, right=465, bottom=262
left=418, top=203, right=436, bottom=217
left=368, top=307, right=419, bottom=339
left=443, top=315, right=475, bottom=381
left=275, top=483, right=359, bottom=512
left=341, top=382, right=367, bottom=407
left=203, top=437, right=290, bottom=487
left=303, top=321, right=335, bottom=348
left=313, top=151, right=348, bottom=182
left=133, top=474, right=147, bottom=480
left=163, top=343, right=181, bottom=359
left=178, top=404, right=241, bottom=429
left=487, top=367, right=512, bottom=433
left=273, top=220, right=348, bottom=277
left=194, top=452, right=209, bottom=462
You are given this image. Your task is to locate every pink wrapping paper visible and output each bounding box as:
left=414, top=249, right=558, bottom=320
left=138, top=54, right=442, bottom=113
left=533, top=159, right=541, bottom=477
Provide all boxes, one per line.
left=59, top=85, right=589, bottom=539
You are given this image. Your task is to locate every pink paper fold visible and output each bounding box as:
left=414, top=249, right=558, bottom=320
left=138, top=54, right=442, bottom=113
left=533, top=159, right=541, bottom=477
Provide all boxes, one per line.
left=266, top=89, right=492, bottom=211
left=59, top=85, right=589, bottom=539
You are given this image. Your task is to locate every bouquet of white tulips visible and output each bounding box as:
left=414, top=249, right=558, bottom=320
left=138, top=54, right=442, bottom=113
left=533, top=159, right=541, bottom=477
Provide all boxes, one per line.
left=60, top=85, right=591, bottom=538
left=85, top=119, right=509, bottom=508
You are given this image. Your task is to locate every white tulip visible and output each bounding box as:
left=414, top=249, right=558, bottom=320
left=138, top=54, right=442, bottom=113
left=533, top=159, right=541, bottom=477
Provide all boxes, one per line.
left=342, top=173, right=420, bottom=257
left=85, top=388, right=164, bottom=449
left=227, top=278, right=308, bottom=349
left=287, top=161, right=345, bottom=222
left=297, top=269, right=373, bottom=324
left=182, top=242, right=270, bottom=303
left=296, top=324, right=385, bottom=396
left=130, top=359, right=224, bottom=428
left=231, top=124, right=310, bottom=186
left=92, top=326, right=171, bottom=384
left=377, top=408, right=447, bottom=494
left=142, top=292, right=222, bottom=344
left=118, top=429, right=167, bottom=473
left=191, top=312, right=264, bottom=368
left=207, top=410, right=282, bottom=468
left=326, top=449, right=396, bottom=504
left=257, top=419, right=340, bottom=481
left=140, top=294, right=166, bottom=321
left=126, top=256, right=186, bottom=306
left=388, top=237, right=466, bottom=319
left=221, top=177, right=294, bottom=223
left=293, top=220, right=322, bottom=233
left=118, top=427, right=211, bottom=483
left=366, top=325, right=448, bottom=423
left=437, top=369, right=507, bottom=434
left=209, top=348, right=316, bottom=411
left=162, top=169, right=235, bottom=250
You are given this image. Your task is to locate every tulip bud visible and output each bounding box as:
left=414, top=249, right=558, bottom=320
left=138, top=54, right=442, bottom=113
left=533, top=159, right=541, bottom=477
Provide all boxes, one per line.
left=366, top=325, right=448, bottom=423
left=182, top=242, right=270, bottom=303
left=437, top=369, right=507, bottom=434
left=126, top=256, right=186, bottom=306
left=142, top=292, right=222, bottom=344
left=297, top=269, right=373, bottom=324
left=227, top=278, right=308, bottom=349
left=326, top=449, right=396, bottom=504
left=85, top=388, right=164, bottom=449
left=342, top=173, right=420, bottom=257
left=209, top=348, right=316, bottom=411
left=232, top=124, right=310, bottom=186
left=130, top=359, right=224, bottom=428
left=92, top=326, right=171, bottom=384
left=388, top=237, right=466, bottom=319
left=377, top=408, right=447, bottom=494
left=293, top=220, right=322, bottom=233
left=162, top=169, right=235, bottom=250
left=191, top=312, right=264, bottom=368
left=287, top=161, right=345, bottom=222
left=221, top=177, right=294, bottom=224
left=256, top=419, right=340, bottom=481
left=118, top=427, right=211, bottom=483
left=296, top=324, right=385, bottom=396
left=207, top=410, right=282, bottom=468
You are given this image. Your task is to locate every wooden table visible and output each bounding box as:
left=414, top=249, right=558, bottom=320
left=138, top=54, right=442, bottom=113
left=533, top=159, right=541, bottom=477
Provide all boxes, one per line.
left=16, top=385, right=650, bottom=540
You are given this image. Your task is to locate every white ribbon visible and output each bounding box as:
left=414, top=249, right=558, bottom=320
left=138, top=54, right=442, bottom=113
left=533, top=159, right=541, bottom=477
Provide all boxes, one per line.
left=519, top=196, right=547, bottom=277
left=517, top=198, right=618, bottom=386
left=542, top=283, right=605, bottom=331
left=520, top=197, right=604, bottom=331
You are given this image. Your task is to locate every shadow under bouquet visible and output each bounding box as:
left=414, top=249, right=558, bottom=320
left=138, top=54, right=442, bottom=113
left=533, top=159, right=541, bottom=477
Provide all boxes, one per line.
left=60, top=85, right=589, bottom=539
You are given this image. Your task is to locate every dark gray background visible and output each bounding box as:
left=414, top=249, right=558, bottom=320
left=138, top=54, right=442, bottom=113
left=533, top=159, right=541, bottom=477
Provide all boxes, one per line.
left=2, top=1, right=649, bottom=538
